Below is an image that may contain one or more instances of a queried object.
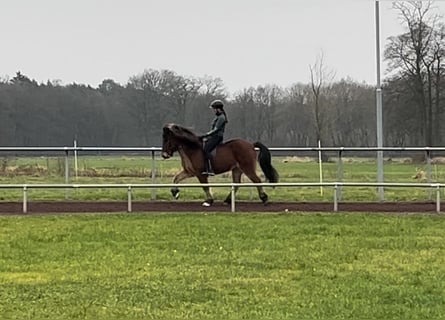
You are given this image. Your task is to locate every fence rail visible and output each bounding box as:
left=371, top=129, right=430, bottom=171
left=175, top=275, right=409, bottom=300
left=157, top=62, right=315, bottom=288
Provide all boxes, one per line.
left=2, top=146, right=445, bottom=152
left=1, top=146, right=445, bottom=204
left=2, top=182, right=443, bottom=214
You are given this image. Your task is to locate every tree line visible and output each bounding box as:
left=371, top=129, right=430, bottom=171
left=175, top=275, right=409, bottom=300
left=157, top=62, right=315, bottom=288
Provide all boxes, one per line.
left=0, top=1, right=444, bottom=148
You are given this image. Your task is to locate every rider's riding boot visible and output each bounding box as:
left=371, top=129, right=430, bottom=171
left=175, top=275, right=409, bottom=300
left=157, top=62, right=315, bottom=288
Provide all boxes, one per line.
left=202, top=159, right=215, bottom=176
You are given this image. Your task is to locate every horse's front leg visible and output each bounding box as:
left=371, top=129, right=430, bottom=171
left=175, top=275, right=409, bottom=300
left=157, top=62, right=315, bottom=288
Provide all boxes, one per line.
left=171, top=170, right=193, bottom=199
left=197, top=175, right=213, bottom=207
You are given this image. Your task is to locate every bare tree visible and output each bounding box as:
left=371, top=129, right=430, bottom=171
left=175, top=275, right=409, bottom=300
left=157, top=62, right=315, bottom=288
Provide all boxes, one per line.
left=253, top=85, right=281, bottom=143
left=309, top=51, right=335, bottom=147
left=328, top=79, right=375, bottom=146
left=231, top=88, right=255, bottom=140
left=165, top=74, right=202, bottom=125
left=282, top=83, right=314, bottom=146
left=191, top=76, right=227, bottom=129
left=127, top=69, right=168, bottom=145
left=199, top=75, right=227, bottom=97
left=384, top=0, right=445, bottom=146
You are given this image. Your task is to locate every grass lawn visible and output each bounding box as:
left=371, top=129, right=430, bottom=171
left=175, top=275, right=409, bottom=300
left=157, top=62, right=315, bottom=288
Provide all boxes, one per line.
left=1, top=212, right=445, bottom=319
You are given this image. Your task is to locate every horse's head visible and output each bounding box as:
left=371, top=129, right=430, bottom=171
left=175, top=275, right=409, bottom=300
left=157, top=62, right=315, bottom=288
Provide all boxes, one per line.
left=162, top=124, right=178, bottom=159
left=161, top=123, right=202, bottom=159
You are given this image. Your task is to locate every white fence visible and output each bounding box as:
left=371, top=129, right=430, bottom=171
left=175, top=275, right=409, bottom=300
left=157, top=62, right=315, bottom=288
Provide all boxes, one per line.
left=2, top=182, right=444, bottom=214
left=1, top=146, right=445, bottom=213
left=1, top=145, right=444, bottom=186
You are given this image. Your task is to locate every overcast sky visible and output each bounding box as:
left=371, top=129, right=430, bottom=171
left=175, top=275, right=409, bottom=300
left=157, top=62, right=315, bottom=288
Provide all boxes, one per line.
left=1, top=1, right=445, bottom=94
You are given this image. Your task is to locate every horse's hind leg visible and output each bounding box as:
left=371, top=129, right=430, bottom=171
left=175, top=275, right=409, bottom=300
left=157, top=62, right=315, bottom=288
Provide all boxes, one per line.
left=171, top=170, right=192, bottom=199
left=243, top=168, right=268, bottom=204
left=224, top=168, right=242, bottom=204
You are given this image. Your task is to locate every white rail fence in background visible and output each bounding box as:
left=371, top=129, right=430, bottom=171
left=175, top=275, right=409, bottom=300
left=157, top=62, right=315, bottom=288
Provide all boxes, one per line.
left=1, top=145, right=444, bottom=186
left=1, top=146, right=445, bottom=209
left=1, top=182, right=444, bottom=214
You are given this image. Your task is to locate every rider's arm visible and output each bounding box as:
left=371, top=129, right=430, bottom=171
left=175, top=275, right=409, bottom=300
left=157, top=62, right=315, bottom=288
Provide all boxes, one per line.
left=202, top=116, right=225, bottom=138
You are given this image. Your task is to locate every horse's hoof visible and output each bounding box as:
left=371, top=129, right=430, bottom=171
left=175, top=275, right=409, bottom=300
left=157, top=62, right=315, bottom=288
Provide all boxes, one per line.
left=171, top=188, right=180, bottom=199
left=202, top=198, right=214, bottom=207
left=260, top=193, right=269, bottom=205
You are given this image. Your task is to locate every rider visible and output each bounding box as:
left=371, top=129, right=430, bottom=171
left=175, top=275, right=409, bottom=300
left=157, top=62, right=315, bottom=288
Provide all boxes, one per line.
left=199, top=99, right=228, bottom=176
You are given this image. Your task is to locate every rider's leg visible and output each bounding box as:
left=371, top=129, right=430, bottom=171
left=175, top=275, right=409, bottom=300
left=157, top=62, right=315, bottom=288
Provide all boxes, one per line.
left=202, top=136, right=222, bottom=175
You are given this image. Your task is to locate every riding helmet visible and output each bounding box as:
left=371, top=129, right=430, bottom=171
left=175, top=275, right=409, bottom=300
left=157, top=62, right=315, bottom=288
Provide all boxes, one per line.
left=209, top=99, right=224, bottom=109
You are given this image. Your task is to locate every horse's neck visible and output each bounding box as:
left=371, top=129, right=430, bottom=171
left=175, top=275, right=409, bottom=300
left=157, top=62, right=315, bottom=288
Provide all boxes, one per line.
left=178, top=146, right=201, bottom=172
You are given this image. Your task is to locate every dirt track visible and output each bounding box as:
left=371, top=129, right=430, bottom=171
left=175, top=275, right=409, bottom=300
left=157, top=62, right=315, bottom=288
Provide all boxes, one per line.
left=0, top=201, right=442, bottom=215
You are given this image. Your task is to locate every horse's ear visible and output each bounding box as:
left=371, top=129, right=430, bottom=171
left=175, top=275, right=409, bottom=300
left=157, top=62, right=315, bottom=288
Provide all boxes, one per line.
left=163, top=123, right=176, bottom=134
left=170, top=124, right=180, bottom=135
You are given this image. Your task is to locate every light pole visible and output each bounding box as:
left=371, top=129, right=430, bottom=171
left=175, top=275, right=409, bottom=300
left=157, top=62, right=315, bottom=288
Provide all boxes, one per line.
left=375, top=0, right=384, bottom=201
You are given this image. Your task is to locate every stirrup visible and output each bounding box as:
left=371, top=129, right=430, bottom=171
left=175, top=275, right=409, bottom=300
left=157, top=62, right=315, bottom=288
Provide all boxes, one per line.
left=201, top=171, right=215, bottom=176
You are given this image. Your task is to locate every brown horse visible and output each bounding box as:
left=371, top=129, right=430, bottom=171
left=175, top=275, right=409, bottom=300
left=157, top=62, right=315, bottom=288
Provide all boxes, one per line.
left=161, top=123, right=279, bottom=206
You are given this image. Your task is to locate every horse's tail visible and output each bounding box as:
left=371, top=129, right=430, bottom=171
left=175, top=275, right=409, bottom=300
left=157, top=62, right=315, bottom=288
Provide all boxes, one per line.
left=253, top=142, right=279, bottom=183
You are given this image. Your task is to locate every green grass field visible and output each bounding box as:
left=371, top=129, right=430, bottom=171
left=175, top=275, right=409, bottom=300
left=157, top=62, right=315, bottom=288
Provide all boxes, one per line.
left=0, top=155, right=442, bottom=203
left=1, top=213, right=445, bottom=319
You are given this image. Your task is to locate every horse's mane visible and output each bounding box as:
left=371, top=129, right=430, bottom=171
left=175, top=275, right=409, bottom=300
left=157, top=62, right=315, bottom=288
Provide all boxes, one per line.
left=164, top=123, right=202, bottom=148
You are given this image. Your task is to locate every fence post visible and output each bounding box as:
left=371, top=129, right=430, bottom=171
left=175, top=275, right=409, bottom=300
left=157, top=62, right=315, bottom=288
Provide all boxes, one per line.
left=436, top=184, right=441, bottom=213
left=337, top=150, right=343, bottom=201
left=333, top=184, right=338, bottom=212
left=65, top=149, right=70, bottom=200
left=426, top=149, right=432, bottom=200
left=231, top=185, right=236, bottom=213
left=151, top=150, right=156, bottom=200
left=127, top=186, right=132, bottom=213
left=23, top=185, right=27, bottom=214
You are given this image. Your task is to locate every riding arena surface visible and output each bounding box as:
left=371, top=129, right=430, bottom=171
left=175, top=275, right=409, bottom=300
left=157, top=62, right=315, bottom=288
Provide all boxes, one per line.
left=0, top=200, right=441, bottom=215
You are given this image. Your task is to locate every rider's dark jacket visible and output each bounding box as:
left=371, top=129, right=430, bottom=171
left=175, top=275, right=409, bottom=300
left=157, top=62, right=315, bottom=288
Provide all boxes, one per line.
left=202, top=113, right=226, bottom=138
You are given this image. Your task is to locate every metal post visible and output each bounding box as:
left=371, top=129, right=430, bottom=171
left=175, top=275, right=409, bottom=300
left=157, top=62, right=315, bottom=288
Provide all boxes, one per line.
left=436, top=185, right=441, bottom=213
left=65, top=149, right=70, bottom=200
left=151, top=150, right=156, bottom=200
left=23, top=186, right=27, bottom=214
left=64, top=150, right=70, bottom=183
left=127, top=186, right=132, bottom=213
left=318, top=140, right=323, bottom=197
left=334, top=184, right=338, bottom=212
left=426, top=150, right=432, bottom=200
left=74, top=139, right=78, bottom=180
left=337, top=150, right=343, bottom=201
left=376, top=1, right=384, bottom=201
left=231, top=185, right=236, bottom=213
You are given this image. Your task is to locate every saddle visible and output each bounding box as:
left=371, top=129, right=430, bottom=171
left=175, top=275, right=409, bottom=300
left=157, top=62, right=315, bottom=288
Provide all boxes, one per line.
left=203, top=139, right=226, bottom=158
